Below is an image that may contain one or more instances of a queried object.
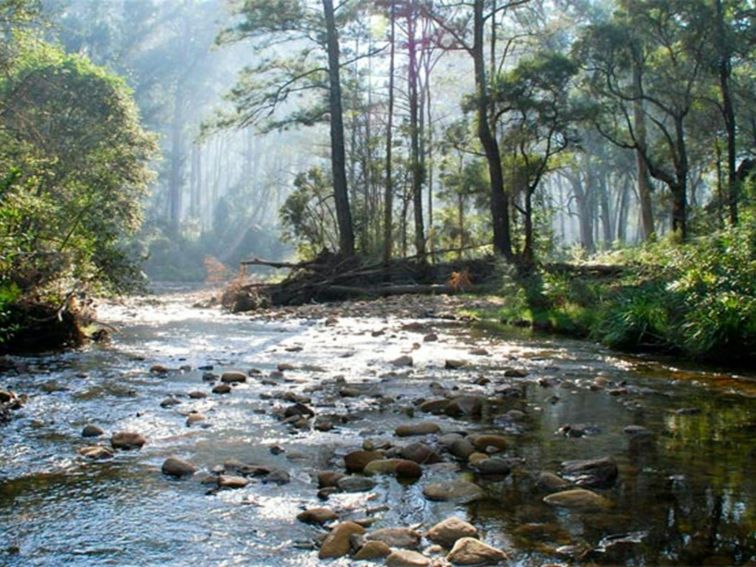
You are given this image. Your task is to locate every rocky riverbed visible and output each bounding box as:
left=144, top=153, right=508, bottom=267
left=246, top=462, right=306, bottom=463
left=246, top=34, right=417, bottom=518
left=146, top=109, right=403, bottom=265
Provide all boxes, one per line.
left=0, top=290, right=754, bottom=566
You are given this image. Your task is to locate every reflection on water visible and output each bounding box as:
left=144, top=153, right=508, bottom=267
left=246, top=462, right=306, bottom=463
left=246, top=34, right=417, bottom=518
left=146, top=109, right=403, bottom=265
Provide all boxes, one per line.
left=0, top=291, right=754, bottom=566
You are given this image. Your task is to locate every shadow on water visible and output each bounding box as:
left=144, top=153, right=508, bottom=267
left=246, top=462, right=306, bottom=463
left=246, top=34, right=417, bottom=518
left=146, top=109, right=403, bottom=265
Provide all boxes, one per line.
left=0, top=290, right=753, bottom=565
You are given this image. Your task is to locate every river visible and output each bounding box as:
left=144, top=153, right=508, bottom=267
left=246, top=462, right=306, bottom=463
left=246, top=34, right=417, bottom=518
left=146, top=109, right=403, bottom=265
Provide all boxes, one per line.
left=0, top=290, right=754, bottom=566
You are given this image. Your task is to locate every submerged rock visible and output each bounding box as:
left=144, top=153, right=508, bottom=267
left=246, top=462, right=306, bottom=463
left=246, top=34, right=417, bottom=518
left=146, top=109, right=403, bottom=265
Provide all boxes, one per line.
left=212, top=384, right=231, bottom=395
left=536, top=471, right=571, bottom=492
left=399, top=442, right=443, bottom=464
left=364, top=458, right=423, bottom=479
left=423, top=479, right=485, bottom=503
left=337, top=476, right=376, bottom=493
left=561, top=457, right=618, bottom=488
left=427, top=517, right=479, bottom=548
left=218, top=475, right=249, bottom=489
left=543, top=488, right=612, bottom=511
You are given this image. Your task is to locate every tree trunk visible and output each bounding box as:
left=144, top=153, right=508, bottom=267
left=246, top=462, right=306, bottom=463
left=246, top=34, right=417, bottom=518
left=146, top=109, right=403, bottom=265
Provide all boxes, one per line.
left=632, top=61, right=655, bottom=240
left=407, top=6, right=426, bottom=260
left=473, top=0, right=512, bottom=260
left=383, top=0, right=396, bottom=265
left=715, top=0, right=738, bottom=225
left=168, top=83, right=184, bottom=231
left=322, top=0, right=355, bottom=256
left=598, top=169, right=612, bottom=248
left=672, top=115, right=688, bottom=240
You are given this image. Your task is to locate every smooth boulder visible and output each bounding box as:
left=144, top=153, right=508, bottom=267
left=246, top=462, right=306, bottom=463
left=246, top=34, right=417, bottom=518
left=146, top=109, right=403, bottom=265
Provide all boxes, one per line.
left=543, top=488, right=612, bottom=511
left=423, top=479, right=485, bottom=504
left=111, top=431, right=146, bottom=450
left=427, top=517, right=479, bottom=548
left=318, top=521, right=365, bottom=559
left=162, top=457, right=196, bottom=478
left=395, top=421, right=441, bottom=437
left=446, top=537, right=508, bottom=565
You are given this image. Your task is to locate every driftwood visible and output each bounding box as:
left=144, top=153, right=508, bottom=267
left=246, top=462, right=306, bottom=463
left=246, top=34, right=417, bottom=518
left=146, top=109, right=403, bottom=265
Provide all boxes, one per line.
left=224, top=251, right=493, bottom=312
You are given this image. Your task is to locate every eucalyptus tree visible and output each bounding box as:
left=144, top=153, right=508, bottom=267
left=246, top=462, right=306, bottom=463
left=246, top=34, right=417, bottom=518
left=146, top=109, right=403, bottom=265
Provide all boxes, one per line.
left=578, top=0, right=715, bottom=241
left=218, top=0, right=365, bottom=256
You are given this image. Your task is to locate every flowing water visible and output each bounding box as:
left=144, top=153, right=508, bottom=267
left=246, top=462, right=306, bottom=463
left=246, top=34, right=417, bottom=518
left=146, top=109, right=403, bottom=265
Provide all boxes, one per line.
left=0, top=290, right=754, bottom=566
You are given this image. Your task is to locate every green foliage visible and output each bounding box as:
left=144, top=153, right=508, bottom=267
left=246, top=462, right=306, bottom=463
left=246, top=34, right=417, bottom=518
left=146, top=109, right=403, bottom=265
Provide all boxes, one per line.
left=279, top=167, right=339, bottom=258
left=0, top=34, right=156, bottom=346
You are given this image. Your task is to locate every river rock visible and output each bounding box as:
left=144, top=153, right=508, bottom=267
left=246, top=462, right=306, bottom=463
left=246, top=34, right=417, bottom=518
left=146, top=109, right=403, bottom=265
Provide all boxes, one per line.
left=445, top=396, right=484, bottom=418
left=81, top=424, right=104, bottom=438
left=385, top=549, right=431, bottom=566
left=473, top=456, right=512, bottom=476
left=399, top=442, right=443, bottom=464
left=419, top=399, right=451, bottom=414
left=395, top=421, right=441, bottom=437
left=543, top=488, right=612, bottom=511
left=79, top=445, right=113, bottom=459
left=364, top=459, right=422, bottom=479
left=186, top=413, right=205, bottom=426
left=354, top=540, right=392, bottom=560
left=423, top=479, right=485, bottom=503
left=446, top=537, right=508, bottom=565
left=391, top=355, right=414, bottom=367
left=318, top=471, right=344, bottom=488
left=318, top=521, right=365, bottom=559
left=111, top=431, right=146, bottom=450
left=536, top=471, right=571, bottom=492
left=469, top=434, right=508, bottom=452
left=159, top=397, right=181, bottom=408
left=427, top=517, right=479, bottom=547
left=162, top=457, right=196, bottom=478
left=424, top=333, right=439, bottom=342
left=503, top=367, right=528, bottom=377
left=284, top=402, right=315, bottom=419
left=623, top=425, right=652, bottom=437
left=220, top=371, right=247, bottom=383
left=212, top=384, right=231, bottom=394
left=218, top=475, right=249, bottom=489
left=445, top=359, right=466, bottom=369
left=188, top=391, right=208, bottom=399
left=337, top=476, right=376, bottom=493
left=344, top=450, right=384, bottom=473
left=448, top=438, right=476, bottom=460
left=561, top=457, right=618, bottom=488
left=366, top=527, right=421, bottom=549
left=297, top=507, right=338, bottom=525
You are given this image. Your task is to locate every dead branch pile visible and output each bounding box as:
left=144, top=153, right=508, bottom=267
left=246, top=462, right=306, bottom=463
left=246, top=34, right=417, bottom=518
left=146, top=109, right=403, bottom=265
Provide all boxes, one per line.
left=222, top=251, right=497, bottom=312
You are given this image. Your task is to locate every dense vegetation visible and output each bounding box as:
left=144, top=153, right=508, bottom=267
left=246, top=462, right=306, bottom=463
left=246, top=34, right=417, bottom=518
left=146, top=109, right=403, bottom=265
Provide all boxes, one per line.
left=0, top=0, right=753, bottom=360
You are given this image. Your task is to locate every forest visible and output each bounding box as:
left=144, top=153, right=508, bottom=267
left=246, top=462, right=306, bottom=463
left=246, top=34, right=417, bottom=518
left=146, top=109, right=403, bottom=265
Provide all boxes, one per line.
left=0, top=0, right=755, bottom=565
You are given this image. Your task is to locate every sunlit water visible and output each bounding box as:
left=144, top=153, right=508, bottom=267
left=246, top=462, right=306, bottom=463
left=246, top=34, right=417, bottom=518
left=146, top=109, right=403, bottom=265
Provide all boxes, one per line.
left=0, top=290, right=754, bottom=566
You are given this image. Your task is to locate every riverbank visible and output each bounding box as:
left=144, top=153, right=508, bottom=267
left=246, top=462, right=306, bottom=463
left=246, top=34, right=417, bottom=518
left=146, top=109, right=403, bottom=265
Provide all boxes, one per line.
left=1, top=291, right=753, bottom=565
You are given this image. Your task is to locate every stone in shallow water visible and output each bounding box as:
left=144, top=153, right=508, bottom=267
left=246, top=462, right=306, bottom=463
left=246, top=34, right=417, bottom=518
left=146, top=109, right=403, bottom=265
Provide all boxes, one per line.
left=344, top=450, right=384, bottom=473
left=363, top=459, right=422, bottom=479
left=81, top=424, right=104, bottom=438
left=221, top=371, right=247, bottom=383
left=446, top=537, right=508, bottom=565
left=212, top=384, right=231, bottom=395
left=296, top=507, right=338, bottom=525
left=391, top=355, right=414, bottom=367
left=318, top=521, right=365, bottom=559
left=354, top=540, right=391, bottom=559
left=469, top=434, right=508, bottom=452
left=561, top=457, right=618, bottom=488
left=423, top=479, right=485, bottom=504
left=543, top=488, right=612, bottom=511
left=385, top=549, right=431, bottom=566
left=79, top=445, right=113, bottom=459
left=395, top=421, right=441, bottom=437
left=218, top=475, right=249, bottom=489
left=366, top=527, right=421, bottom=549
left=536, top=471, right=571, bottom=492
left=399, top=442, right=443, bottom=464
left=337, top=476, right=376, bottom=493
left=427, top=517, right=479, bottom=548
left=111, top=431, right=146, bottom=450
left=161, top=457, right=196, bottom=478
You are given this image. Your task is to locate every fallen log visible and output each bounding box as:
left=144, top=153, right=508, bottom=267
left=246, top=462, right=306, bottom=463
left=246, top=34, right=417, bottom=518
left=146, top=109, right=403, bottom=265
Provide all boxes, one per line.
left=321, top=284, right=456, bottom=298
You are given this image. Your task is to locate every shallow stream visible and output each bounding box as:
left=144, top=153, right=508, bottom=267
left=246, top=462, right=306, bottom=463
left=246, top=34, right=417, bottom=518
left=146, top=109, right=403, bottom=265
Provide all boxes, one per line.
left=0, top=291, right=754, bottom=566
